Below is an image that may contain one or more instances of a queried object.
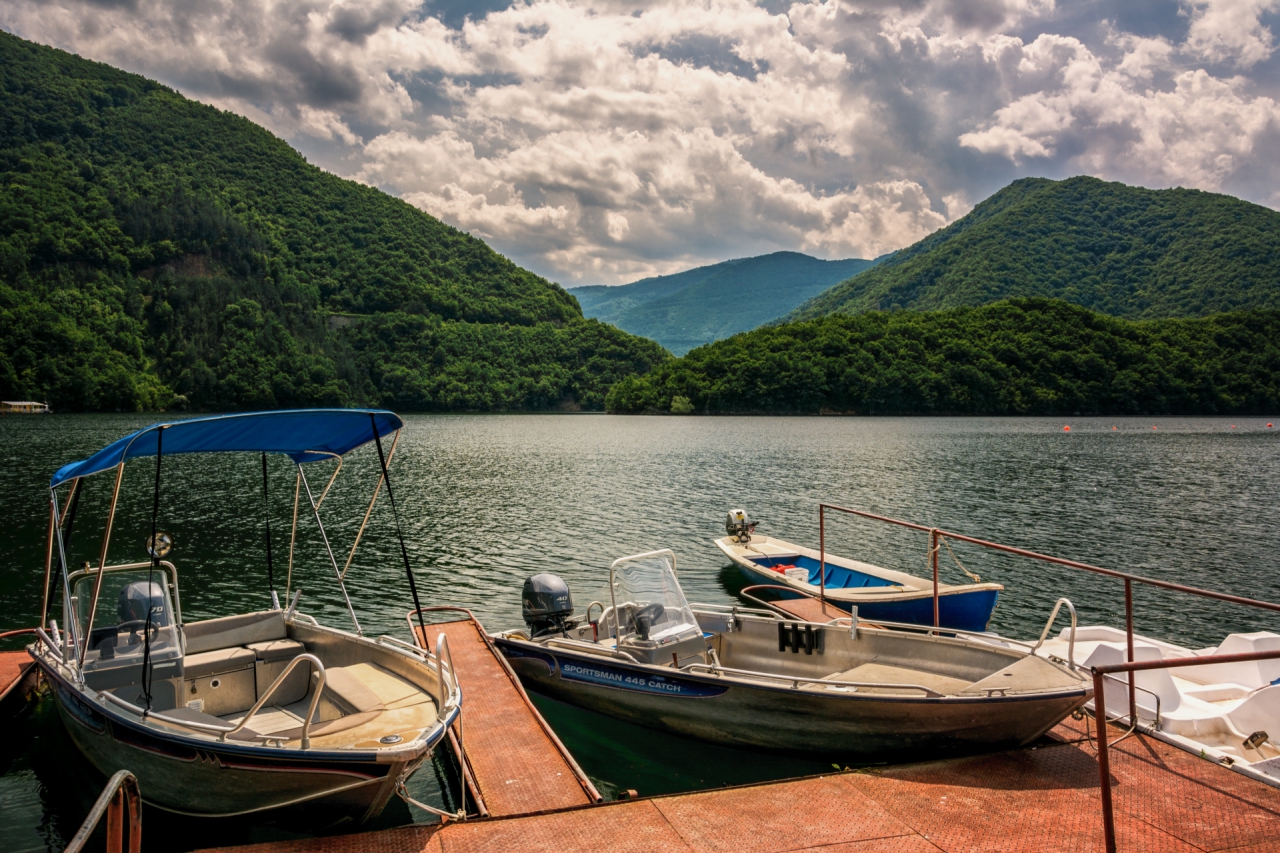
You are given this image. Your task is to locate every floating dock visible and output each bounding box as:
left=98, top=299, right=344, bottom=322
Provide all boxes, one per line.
left=198, top=713, right=1280, bottom=853
left=414, top=616, right=599, bottom=817
left=0, top=649, right=36, bottom=718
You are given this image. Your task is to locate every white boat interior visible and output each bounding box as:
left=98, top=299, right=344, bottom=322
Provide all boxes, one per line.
left=1040, top=626, right=1280, bottom=784
left=72, top=564, right=444, bottom=752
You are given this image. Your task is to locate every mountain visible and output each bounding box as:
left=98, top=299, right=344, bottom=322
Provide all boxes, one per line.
left=0, top=31, right=666, bottom=412
left=789, top=177, right=1280, bottom=322
left=570, top=251, right=879, bottom=355
left=606, top=298, right=1280, bottom=416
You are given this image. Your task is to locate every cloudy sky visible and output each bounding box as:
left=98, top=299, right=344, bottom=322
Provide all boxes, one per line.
left=4, top=1, right=1280, bottom=285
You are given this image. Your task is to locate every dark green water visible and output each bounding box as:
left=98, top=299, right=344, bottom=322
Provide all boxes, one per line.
left=1, top=414, right=1277, bottom=850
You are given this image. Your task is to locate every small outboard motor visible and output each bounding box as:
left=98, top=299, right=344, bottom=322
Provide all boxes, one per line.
left=118, top=581, right=169, bottom=627
left=522, top=573, right=577, bottom=638
left=725, top=508, right=757, bottom=544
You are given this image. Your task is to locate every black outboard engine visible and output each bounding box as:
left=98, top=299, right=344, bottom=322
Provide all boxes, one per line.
left=118, top=581, right=169, bottom=627
left=725, top=508, right=757, bottom=543
left=522, top=573, right=577, bottom=638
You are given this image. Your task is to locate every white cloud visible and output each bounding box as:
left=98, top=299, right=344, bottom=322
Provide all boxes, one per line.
left=3, top=0, right=1280, bottom=283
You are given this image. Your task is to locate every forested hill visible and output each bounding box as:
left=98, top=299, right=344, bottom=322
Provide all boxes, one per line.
left=0, top=31, right=666, bottom=412
left=607, top=299, right=1280, bottom=416
left=570, top=251, right=878, bottom=355
left=789, top=177, right=1280, bottom=322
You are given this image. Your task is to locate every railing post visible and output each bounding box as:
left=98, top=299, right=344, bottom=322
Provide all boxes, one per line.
left=1124, top=578, right=1136, bottom=725
left=930, top=528, right=940, bottom=628
left=106, top=787, right=123, bottom=853
left=1092, top=668, right=1117, bottom=853
left=819, top=505, right=826, bottom=606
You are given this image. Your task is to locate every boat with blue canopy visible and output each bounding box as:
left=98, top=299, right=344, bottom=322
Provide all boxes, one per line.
left=27, top=409, right=465, bottom=824
left=715, top=509, right=1002, bottom=632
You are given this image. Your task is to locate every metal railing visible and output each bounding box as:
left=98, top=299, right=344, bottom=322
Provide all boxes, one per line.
left=221, top=653, right=325, bottom=748
left=683, top=661, right=944, bottom=696
left=1092, top=648, right=1280, bottom=853
left=818, top=504, right=1280, bottom=722
left=65, top=770, right=140, bottom=853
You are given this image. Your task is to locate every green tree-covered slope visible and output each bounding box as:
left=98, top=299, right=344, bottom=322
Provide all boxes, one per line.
left=571, top=251, right=877, bottom=355
left=0, top=31, right=666, bottom=411
left=607, top=298, right=1280, bottom=415
left=790, top=177, right=1280, bottom=322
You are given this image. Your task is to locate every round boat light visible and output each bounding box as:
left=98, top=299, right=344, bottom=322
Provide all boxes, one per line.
left=379, top=734, right=403, bottom=744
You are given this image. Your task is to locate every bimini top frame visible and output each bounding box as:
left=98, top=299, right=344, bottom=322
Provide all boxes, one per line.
left=42, top=409, right=408, bottom=674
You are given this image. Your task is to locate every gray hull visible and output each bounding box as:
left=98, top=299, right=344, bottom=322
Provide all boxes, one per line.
left=42, top=661, right=411, bottom=824
left=495, top=638, right=1088, bottom=761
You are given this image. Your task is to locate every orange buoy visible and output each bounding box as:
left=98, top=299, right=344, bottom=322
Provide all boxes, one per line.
left=1269, top=423, right=1274, bottom=428
left=1232, top=425, right=1237, bottom=429
left=1152, top=425, right=1158, bottom=430
left=1063, top=425, right=1071, bottom=432
left=1111, top=426, right=1117, bottom=431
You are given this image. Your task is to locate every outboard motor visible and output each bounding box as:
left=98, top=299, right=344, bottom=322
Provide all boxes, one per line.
left=725, top=508, right=757, bottom=543
left=118, top=581, right=169, bottom=627
left=522, top=573, right=577, bottom=638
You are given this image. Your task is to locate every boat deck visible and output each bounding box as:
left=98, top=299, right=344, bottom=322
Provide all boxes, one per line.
left=413, top=618, right=598, bottom=817
left=765, top=595, right=849, bottom=623
left=197, top=713, right=1280, bottom=852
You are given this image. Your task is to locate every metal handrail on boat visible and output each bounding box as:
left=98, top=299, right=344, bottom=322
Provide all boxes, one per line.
left=221, top=653, right=325, bottom=748
left=434, top=632, right=465, bottom=818
left=682, top=662, right=944, bottom=697
left=1030, top=598, right=1078, bottom=667
left=542, top=636, right=640, bottom=662
left=35, top=627, right=65, bottom=662
left=65, top=769, right=140, bottom=853
left=375, top=635, right=428, bottom=658
left=99, top=691, right=245, bottom=737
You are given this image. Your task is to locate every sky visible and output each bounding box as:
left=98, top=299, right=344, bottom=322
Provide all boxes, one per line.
left=4, top=0, right=1280, bottom=286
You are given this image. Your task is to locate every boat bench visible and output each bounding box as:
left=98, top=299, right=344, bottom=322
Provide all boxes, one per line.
left=182, top=611, right=310, bottom=716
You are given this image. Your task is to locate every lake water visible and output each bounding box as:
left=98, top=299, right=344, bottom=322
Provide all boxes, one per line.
left=1, top=413, right=1277, bottom=850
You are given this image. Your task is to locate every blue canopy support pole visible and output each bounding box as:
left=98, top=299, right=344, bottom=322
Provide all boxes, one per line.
left=297, top=461, right=362, bottom=635
left=81, top=460, right=127, bottom=668
left=142, top=427, right=166, bottom=713
left=286, top=470, right=300, bottom=602
left=342, top=429, right=400, bottom=581
left=50, top=486, right=82, bottom=668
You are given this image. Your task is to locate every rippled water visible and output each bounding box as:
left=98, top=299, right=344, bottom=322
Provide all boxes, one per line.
left=1, top=413, right=1277, bottom=850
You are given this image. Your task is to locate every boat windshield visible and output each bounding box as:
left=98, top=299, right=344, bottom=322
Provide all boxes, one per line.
left=610, top=552, right=700, bottom=650
left=72, top=568, right=181, bottom=670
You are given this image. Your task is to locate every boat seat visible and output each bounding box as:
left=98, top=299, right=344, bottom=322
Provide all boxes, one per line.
left=246, top=639, right=310, bottom=705
left=961, top=655, right=1080, bottom=694
left=320, top=667, right=386, bottom=715
left=184, top=611, right=287, bottom=655
left=803, top=662, right=971, bottom=695
left=184, top=646, right=256, bottom=679
left=161, top=706, right=261, bottom=741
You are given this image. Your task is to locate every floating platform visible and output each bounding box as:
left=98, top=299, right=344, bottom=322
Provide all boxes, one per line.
left=197, top=714, right=1280, bottom=852
left=413, top=617, right=599, bottom=817
left=0, top=649, right=36, bottom=718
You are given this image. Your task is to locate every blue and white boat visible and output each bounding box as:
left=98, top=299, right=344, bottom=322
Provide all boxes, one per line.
left=714, top=513, right=1002, bottom=633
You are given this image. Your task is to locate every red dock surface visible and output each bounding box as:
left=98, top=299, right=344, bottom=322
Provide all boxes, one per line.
left=0, top=649, right=36, bottom=715
left=199, top=713, right=1280, bottom=853
left=414, top=618, right=598, bottom=817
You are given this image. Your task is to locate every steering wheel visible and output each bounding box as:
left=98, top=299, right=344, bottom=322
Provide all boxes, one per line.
left=117, top=620, right=161, bottom=644
left=634, top=603, right=666, bottom=640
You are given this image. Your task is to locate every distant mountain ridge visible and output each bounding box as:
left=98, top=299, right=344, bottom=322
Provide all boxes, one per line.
left=0, top=31, right=665, bottom=412
left=789, top=177, right=1280, bottom=322
left=571, top=251, right=879, bottom=354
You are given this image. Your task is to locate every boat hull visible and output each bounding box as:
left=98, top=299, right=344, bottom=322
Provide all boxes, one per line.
left=40, top=659, right=412, bottom=824
left=494, top=637, right=1086, bottom=761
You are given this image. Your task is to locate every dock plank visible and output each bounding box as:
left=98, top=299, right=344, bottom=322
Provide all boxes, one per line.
left=416, top=618, right=595, bottom=817
left=0, top=650, right=36, bottom=716
left=768, top=595, right=849, bottom=623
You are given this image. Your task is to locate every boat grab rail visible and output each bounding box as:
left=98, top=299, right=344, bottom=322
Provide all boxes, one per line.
left=690, top=601, right=780, bottom=619
left=375, top=635, right=427, bottom=659
left=222, top=653, right=326, bottom=748
left=434, top=631, right=461, bottom=712
left=35, top=627, right=65, bottom=662
left=542, top=636, right=640, bottom=663
left=1030, top=598, right=1078, bottom=667
left=65, top=769, right=140, bottom=853
left=288, top=612, right=319, bottom=627
left=1098, top=671, right=1162, bottom=731
left=683, top=662, right=944, bottom=697
left=100, top=691, right=251, bottom=737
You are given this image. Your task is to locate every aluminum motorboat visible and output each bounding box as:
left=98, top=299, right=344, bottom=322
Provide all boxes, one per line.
left=492, top=550, right=1090, bottom=761
left=27, top=409, right=461, bottom=824
left=715, top=510, right=1003, bottom=632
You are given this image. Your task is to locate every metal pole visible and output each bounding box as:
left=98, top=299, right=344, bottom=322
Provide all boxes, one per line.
left=106, top=787, right=123, bottom=853
left=50, top=488, right=80, bottom=663
left=40, top=498, right=55, bottom=629
left=81, top=462, right=126, bottom=667
left=931, top=528, right=940, bottom=628
left=819, top=504, right=826, bottom=606
left=286, top=470, right=300, bottom=600
left=1125, top=578, right=1136, bottom=725
left=1092, top=667, right=1117, bottom=853
left=342, top=429, right=401, bottom=580
left=298, top=464, right=362, bottom=634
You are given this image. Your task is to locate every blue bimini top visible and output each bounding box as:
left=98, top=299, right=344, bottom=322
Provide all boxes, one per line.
left=50, top=409, right=404, bottom=488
